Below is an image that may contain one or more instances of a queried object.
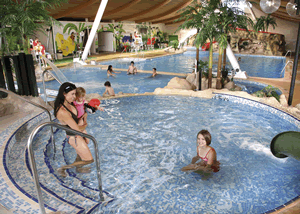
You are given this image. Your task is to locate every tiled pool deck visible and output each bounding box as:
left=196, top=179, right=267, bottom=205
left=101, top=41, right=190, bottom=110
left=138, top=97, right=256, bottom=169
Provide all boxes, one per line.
left=0, top=92, right=300, bottom=213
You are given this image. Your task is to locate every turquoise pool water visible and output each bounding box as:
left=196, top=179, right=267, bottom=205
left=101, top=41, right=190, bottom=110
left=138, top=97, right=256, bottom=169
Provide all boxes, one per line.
left=38, top=67, right=178, bottom=96
left=39, top=96, right=300, bottom=214
left=101, top=51, right=286, bottom=78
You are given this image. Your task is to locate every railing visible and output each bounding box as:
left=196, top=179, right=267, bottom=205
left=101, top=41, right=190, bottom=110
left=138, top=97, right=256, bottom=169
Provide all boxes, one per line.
left=280, top=60, right=293, bottom=78
left=42, top=69, right=62, bottom=105
left=285, top=50, right=292, bottom=58
left=27, top=122, right=104, bottom=214
left=0, top=88, right=55, bottom=153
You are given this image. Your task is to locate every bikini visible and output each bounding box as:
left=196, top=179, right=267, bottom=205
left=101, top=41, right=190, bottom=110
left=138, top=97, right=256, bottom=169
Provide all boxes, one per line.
left=198, top=148, right=220, bottom=172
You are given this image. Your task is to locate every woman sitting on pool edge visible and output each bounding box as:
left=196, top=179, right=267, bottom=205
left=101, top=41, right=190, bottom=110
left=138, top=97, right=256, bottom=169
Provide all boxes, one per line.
left=181, top=130, right=220, bottom=173
left=107, top=65, right=120, bottom=77
left=54, top=82, right=94, bottom=177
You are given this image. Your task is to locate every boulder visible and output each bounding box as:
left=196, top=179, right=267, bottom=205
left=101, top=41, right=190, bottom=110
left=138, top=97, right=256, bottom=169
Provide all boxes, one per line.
left=165, top=77, right=193, bottom=90
left=224, top=81, right=235, bottom=90
left=279, top=94, right=288, bottom=107
left=186, top=73, right=197, bottom=89
left=85, top=93, right=103, bottom=102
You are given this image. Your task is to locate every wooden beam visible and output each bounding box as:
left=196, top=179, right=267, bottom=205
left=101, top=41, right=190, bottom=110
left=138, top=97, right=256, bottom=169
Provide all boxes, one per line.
left=271, top=13, right=300, bottom=22
left=52, top=0, right=99, bottom=19
left=115, top=0, right=172, bottom=22
left=152, top=15, right=181, bottom=24
left=165, top=19, right=184, bottom=25
left=89, top=0, right=141, bottom=21
left=135, top=0, right=193, bottom=23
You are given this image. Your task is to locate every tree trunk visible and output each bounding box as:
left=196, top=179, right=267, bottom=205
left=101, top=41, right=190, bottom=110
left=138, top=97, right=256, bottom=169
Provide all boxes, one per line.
left=208, top=42, right=213, bottom=88
left=222, top=48, right=227, bottom=70
left=216, top=47, right=223, bottom=89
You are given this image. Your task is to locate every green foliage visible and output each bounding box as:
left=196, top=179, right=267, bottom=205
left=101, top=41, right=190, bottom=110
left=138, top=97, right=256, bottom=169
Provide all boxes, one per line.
left=0, top=0, right=67, bottom=55
left=253, top=85, right=280, bottom=102
left=169, top=40, right=179, bottom=50
left=197, top=60, right=209, bottom=79
left=253, top=14, right=277, bottom=32
left=63, top=23, right=88, bottom=44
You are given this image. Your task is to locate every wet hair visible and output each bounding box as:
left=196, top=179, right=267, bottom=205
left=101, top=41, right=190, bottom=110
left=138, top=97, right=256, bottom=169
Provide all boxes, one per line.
left=197, top=130, right=211, bottom=146
left=108, top=65, right=112, bottom=71
left=104, top=81, right=111, bottom=87
left=131, top=61, right=134, bottom=64
left=153, top=68, right=156, bottom=72
left=76, top=87, right=86, bottom=98
left=54, top=82, right=76, bottom=117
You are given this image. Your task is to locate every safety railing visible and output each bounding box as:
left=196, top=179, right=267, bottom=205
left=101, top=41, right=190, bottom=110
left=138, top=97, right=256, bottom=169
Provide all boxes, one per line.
left=42, top=69, right=62, bottom=105
left=284, top=50, right=292, bottom=58
left=280, top=60, right=293, bottom=78
left=27, top=122, right=104, bottom=214
left=0, top=88, right=55, bottom=153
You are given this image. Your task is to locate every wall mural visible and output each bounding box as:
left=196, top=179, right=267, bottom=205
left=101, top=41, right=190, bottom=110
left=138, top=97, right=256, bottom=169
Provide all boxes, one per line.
left=55, top=33, right=76, bottom=56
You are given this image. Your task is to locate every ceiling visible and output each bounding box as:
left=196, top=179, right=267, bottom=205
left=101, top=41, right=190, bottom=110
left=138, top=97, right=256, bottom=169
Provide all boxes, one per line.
left=47, top=0, right=300, bottom=24
left=48, top=0, right=192, bottom=25
left=251, top=0, right=300, bottom=22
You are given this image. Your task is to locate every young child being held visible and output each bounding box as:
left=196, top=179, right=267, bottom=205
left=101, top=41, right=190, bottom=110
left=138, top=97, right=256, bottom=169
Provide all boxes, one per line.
left=103, top=81, right=115, bottom=97
left=74, top=87, right=104, bottom=127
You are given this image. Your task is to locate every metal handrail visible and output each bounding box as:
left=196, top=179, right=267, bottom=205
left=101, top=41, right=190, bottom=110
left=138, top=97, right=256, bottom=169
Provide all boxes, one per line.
left=27, top=122, right=104, bottom=214
left=285, top=50, right=292, bottom=58
left=0, top=88, right=55, bottom=153
left=280, top=60, right=293, bottom=78
left=42, top=69, right=62, bottom=105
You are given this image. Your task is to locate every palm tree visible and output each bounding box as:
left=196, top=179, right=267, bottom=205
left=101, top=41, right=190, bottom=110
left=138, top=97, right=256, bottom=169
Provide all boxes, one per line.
left=63, top=23, right=88, bottom=47
left=176, top=0, right=203, bottom=71
left=253, top=14, right=277, bottom=32
left=215, top=5, right=253, bottom=89
left=0, top=0, right=67, bottom=55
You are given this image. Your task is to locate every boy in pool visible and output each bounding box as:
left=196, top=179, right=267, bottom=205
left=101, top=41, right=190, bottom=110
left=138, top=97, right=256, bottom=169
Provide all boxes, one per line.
left=103, top=81, right=115, bottom=97
left=181, top=130, right=220, bottom=173
left=127, top=61, right=137, bottom=75
left=150, top=68, right=157, bottom=78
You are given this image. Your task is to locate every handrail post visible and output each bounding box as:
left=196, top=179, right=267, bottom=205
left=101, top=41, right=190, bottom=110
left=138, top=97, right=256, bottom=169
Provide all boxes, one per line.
left=27, top=122, right=105, bottom=214
left=0, top=88, right=56, bottom=157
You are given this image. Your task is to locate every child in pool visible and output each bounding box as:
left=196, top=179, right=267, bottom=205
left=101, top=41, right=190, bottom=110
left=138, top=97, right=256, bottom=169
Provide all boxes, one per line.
left=181, top=130, right=220, bottom=173
left=127, top=61, right=137, bottom=75
left=107, top=65, right=120, bottom=77
left=74, top=87, right=104, bottom=127
left=150, top=67, right=157, bottom=78
left=103, top=81, right=115, bottom=97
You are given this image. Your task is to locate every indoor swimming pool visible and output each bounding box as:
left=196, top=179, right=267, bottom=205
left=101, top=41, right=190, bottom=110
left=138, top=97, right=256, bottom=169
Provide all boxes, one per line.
left=100, top=51, right=286, bottom=78
left=3, top=95, right=299, bottom=213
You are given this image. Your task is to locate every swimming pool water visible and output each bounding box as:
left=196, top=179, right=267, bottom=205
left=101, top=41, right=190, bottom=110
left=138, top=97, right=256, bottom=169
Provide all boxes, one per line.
left=101, top=51, right=286, bottom=78
left=43, top=96, right=300, bottom=214
left=38, top=67, right=177, bottom=95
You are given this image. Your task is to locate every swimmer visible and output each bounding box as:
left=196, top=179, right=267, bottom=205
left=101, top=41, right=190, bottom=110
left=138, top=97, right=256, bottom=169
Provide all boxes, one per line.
left=238, top=57, right=241, bottom=62
left=107, top=65, right=120, bottom=77
left=181, top=130, right=220, bottom=173
left=150, top=68, right=157, bottom=78
left=103, top=81, right=115, bottom=97
left=127, top=61, right=137, bottom=75
left=54, top=82, right=94, bottom=177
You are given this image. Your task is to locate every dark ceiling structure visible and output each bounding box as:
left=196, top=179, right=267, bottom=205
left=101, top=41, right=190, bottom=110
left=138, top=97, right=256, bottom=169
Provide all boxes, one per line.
left=47, top=0, right=300, bottom=24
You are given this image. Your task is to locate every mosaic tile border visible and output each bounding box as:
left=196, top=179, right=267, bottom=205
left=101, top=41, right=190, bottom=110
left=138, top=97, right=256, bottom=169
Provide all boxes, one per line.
left=213, top=93, right=300, bottom=128
left=212, top=93, right=300, bottom=214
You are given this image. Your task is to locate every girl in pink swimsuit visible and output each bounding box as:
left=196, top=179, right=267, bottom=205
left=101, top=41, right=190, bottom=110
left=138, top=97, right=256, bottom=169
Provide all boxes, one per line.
left=74, top=87, right=104, bottom=143
left=181, top=130, right=220, bottom=173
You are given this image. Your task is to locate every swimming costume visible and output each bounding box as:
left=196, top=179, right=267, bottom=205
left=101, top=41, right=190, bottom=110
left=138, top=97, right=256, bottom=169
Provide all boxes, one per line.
left=198, top=148, right=220, bottom=172
left=62, top=103, right=79, bottom=136
left=73, top=100, right=85, bottom=119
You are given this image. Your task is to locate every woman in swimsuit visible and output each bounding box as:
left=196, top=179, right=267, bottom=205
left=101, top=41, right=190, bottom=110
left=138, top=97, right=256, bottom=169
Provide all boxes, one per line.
left=181, top=130, right=220, bottom=173
left=54, top=82, right=94, bottom=177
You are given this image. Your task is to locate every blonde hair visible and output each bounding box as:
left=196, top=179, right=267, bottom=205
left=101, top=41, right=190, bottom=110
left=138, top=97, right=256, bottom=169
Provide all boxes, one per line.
left=76, top=87, right=86, bottom=98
